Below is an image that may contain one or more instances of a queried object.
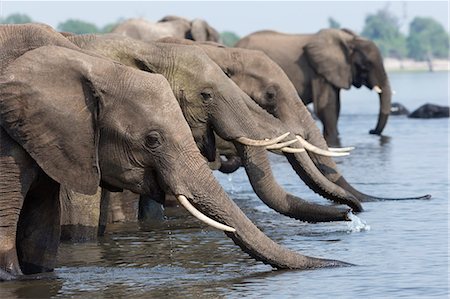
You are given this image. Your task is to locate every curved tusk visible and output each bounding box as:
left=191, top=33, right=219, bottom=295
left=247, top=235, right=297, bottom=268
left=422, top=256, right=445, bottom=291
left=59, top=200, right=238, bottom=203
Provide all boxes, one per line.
left=177, top=195, right=236, bottom=232
left=236, top=132, right=290, bottom=147
left=280, top=147, right=306, bottom=153
left=329, top=146, right=355, bottom=152
left=373, top=85, right=382, bottom=94
left=265, top=138, right=298, bottom=150
left=296, top=136, right=349, bottom=157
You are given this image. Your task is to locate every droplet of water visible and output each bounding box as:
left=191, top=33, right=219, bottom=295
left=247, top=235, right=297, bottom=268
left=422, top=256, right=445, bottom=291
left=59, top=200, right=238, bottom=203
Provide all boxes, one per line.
left=346, top=212, right=371, bottom=232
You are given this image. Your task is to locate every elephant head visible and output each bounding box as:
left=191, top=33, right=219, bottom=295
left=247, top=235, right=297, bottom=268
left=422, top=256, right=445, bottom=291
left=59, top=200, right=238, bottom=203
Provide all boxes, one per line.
left=159, top=15, right=220, bottom=42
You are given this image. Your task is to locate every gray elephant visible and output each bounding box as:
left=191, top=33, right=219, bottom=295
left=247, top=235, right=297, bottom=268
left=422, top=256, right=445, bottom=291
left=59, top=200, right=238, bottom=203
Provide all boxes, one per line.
left=112, top=15, right=220, bottom=43
left=158, top=37, right=430, bottom=212
left=236, top=28, right=392, bottom=147
left=1, top=26, right=349, bottom=280
left=408, top=103, right=450, bottom=118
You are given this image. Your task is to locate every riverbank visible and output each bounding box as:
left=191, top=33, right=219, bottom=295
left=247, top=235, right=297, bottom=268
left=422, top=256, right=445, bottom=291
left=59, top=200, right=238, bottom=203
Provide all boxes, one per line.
left=384, top=58, right=450, bottom=72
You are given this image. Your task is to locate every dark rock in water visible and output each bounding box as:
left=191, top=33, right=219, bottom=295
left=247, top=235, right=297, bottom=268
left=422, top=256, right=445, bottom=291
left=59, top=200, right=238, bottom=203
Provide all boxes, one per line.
left=390, top=102, right=410, bottom=115
left=408, top=103, right=450, bottom=119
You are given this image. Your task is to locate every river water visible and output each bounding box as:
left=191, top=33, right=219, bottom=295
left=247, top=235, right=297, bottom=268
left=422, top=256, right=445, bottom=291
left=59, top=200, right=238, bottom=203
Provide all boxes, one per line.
left=0, top=71, right=448, bottom=298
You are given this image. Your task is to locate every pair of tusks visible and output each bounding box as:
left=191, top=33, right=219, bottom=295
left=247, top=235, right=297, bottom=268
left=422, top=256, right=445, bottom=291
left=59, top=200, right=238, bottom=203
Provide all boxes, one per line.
left=177, top=195, right=236, bottom=232
left=267, top=136, right=352, bottom=157
left=236, top=132, right=355, bottom=157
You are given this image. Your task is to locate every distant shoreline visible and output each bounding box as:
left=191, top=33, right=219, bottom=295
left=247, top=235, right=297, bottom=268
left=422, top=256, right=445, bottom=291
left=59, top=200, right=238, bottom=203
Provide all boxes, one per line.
left=384, top=58, right=450, bottom=72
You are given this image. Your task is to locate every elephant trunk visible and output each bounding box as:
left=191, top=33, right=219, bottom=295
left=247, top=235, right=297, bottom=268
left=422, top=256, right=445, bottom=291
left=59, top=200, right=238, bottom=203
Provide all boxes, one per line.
left=175, top=154, right=351, bottom=269
left=283, top=94, right=430, bottom=203
left=219, top=156, right=242, bottom=174
left=284, top=150, right=363, bottom=212
left=370, top=81, right=392, bottom=135
left=235, top=143, right=351, bottom=222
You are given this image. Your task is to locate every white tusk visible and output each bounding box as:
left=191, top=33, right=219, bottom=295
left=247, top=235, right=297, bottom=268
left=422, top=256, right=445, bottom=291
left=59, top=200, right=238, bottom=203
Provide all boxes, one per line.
left=177, top=195, right=236, bottom=232
left=280, top=147, right=306, bottom=153
left=373, top=85, right=382, bottom=94
left=265, top=138, right=298, bottom=150
left=236, top=132, right=290, bottom=147
left=296, top=136, right=349, bottom=157
left=329, top=146, right=355, bottom=152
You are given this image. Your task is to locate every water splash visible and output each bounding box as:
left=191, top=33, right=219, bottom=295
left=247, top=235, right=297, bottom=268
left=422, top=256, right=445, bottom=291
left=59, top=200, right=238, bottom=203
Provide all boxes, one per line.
left=227, top=173, right=235, bottom=194
left=346, top=212, right=371, bottom=232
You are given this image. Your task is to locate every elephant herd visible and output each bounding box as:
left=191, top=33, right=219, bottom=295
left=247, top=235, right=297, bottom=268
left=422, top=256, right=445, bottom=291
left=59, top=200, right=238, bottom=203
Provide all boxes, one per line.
left=0, top=17, right=431, bottom=281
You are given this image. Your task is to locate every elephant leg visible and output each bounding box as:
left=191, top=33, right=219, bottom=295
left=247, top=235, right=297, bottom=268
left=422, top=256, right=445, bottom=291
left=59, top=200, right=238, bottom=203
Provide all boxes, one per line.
left=138, top=195, right=165, bottom=222
left=98, top=188, right=110, bottom=237
left=0, top=164, right=25, bottom=277
left=16, top=173, right=61, bottom=274
left=312, top=78, right=341, bottom=147
left=60, top=186, right=102, bottom=242
left=0, top=130, right=39, bottom=277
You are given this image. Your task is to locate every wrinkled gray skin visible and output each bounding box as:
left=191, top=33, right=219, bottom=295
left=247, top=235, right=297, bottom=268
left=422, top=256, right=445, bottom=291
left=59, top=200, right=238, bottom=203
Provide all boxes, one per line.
left=1, top=25, right=350, bottom=279
left=69, top=33, right=355, bottom=223
left=236, top=29, right=392, bottom=147
left=159, top=38, right=431, bottom=211
left=112, top=15, right=220, bottom=43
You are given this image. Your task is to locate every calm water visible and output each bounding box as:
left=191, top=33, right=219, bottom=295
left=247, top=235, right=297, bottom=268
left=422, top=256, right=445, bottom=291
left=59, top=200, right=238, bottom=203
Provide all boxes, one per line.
left=1, top=71, right=448, bottom=298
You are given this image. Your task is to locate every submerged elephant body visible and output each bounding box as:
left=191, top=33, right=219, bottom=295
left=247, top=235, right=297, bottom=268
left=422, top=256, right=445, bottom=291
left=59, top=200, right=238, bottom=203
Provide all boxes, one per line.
left=236, top=29, right=392, bottom=146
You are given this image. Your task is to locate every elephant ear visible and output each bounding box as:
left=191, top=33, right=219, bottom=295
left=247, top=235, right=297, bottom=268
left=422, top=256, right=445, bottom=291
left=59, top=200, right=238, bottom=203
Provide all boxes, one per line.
left=304, top=29, right=354, bottom=89
left=190, top=19, right=208, bottom=41
left=0, top=46, right=102, bottom=195
left=191, top=19, right=219, bottom=42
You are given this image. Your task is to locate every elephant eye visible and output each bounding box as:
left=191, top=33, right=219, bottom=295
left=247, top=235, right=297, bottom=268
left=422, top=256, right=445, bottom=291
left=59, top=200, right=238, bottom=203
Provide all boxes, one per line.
left=145, top=131, right=162, bottom=149
left=201, top=88, right=213, bottom=102
left=265, top=85, right=278, bottom=102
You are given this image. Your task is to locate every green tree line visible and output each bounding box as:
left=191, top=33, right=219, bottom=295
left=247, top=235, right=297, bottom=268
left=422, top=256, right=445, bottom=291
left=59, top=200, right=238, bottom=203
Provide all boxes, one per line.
left=2, top=11, right=448, bottom=60
left=0, top=13, right=118, bottom=34
left=330, top=8, right=449, bottom=61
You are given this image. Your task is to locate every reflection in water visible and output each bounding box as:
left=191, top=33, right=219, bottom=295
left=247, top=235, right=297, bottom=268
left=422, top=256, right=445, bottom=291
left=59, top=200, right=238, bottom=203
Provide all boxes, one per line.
left=2, top=114, right=448, bottom=298
left=379, top=134, right=391, bottom=146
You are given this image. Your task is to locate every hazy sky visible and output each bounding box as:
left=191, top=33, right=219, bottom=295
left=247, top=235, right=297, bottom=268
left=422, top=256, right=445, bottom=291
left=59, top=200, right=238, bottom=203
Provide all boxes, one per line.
left=1, top=1, right=448, bottom=36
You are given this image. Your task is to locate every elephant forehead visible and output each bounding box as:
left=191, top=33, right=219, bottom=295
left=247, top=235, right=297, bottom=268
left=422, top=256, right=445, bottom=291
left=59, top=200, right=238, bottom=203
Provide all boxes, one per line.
left=122, top=70, right=191, bottom=128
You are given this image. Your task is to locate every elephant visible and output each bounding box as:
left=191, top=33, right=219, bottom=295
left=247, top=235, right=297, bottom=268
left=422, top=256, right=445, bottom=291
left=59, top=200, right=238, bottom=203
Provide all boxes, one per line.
left=111, top=15, right=220, bottom=43
left=67, top=33, right=359, bottom=229
left=157, top=37, right=431, bottom=214
left=408, top=103, right=450, bottom=118
left=236, top=28, right=392, bottom=147
left=1, top=30, right=350, bottom=280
